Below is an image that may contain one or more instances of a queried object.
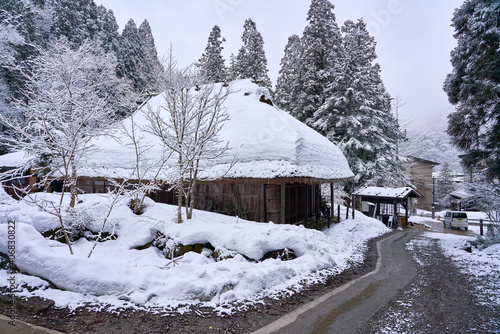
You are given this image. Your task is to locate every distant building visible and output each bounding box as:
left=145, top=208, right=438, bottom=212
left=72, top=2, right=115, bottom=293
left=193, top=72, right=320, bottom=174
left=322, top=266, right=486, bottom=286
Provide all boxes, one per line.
left=406, top=156, right=440, bottom=211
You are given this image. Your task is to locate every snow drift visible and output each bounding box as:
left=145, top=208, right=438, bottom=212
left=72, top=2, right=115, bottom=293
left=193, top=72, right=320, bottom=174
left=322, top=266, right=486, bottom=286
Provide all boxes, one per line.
left=0, top=189, right=388, bottom=313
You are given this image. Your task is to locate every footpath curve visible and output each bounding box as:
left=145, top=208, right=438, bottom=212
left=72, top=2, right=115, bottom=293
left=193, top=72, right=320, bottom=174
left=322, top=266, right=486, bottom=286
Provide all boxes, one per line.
left=253, top=229, right=420, bottom=334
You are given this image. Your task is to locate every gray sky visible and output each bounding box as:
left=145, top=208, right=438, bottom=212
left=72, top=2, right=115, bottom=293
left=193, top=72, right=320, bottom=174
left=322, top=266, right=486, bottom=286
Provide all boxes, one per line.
left=95, top=0, right=464, bottom=130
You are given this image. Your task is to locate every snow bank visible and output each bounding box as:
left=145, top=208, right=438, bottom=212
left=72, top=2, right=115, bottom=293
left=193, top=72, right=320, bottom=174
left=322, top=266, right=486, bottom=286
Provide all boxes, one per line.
left=0, top=192, right=388, bottom=313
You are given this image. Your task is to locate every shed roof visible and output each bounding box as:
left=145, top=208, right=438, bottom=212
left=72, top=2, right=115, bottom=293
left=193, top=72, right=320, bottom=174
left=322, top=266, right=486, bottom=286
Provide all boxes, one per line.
left=353, top=186, right=421, bottom=200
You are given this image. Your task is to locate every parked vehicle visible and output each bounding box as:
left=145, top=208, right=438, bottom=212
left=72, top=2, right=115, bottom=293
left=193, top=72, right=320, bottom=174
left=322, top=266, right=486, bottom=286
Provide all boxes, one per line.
left=443, top=211, right=468, bottom=230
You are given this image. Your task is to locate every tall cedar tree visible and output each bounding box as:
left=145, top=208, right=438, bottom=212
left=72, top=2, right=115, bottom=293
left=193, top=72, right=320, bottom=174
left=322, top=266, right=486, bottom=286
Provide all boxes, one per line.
left=138, top=19, right=164, bottom=92
left=117, top=19, right=144, bottom=91
left=312, top=19, right=404, bottom=186
left=444, top=0, right=500, bottom=181
left=294, top=0, right=342, bottom=122
left=50, top=0, right=101, bottom=47
left=197, top=25, right=228, bottom=84
left=434, top=162, right=457, bottom=208
left=275, top=34, right=303, bottom=113
left=0, top=0, right=39, bottom=154
left=231, top=18, right=272, bottom=88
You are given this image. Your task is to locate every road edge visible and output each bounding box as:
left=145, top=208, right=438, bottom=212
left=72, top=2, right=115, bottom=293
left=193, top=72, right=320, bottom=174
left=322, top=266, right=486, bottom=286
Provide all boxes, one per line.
left=251, top=231, right=398, bottom=334
left=0, top=314, right=65, bottom=334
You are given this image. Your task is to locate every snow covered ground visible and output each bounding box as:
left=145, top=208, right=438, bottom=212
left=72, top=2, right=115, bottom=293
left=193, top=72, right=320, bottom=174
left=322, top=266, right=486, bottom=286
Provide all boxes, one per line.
left=0, top=187, right=389, bottom=315
left=426, top=232, right=500, bottom=307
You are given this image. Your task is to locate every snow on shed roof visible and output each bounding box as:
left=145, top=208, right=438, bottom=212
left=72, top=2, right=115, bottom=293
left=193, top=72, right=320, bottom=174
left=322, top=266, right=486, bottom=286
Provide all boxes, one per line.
left=353, top=186, right=421, bottom=199
left=83, top=80, right=354, bottom=182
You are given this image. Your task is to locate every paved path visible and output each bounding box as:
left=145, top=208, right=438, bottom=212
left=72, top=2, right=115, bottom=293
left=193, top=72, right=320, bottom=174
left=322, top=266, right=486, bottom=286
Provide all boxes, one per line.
left=0, top=314, right=64, bottom=334
left=253, top=229, right=420, bottom=334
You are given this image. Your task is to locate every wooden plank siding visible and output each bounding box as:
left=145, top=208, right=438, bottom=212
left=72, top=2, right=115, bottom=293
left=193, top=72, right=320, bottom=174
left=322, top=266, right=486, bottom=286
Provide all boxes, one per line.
left=73, top=177, right=323, bottom=225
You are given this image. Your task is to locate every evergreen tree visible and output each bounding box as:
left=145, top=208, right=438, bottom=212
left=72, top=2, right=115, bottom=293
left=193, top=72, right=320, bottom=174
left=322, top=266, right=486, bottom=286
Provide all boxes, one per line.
left=435, top=162, right=457, bottom=209
left=117, top=19, right=147, bottom=92
left=197, top=25, right=227, bottom=84
left=275, top=34, right=303, bottom=114
left=312, top=19, right=405, bottom=187
left=95, top=5, right=120, bottom=53
left=231, top=18, right=271, bottom=87
left=138, top=19, right=164, bottom=92
left=50, top=0, right=101, bottom=47
left=444, top=0, right=500, bottom=181
left=117, top=19, right=163, bottom=95
left=294, top=0, right=342, bottom=122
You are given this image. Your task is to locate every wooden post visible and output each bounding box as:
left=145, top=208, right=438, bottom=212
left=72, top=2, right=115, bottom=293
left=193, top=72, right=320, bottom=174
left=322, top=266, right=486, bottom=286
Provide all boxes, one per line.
left=330, top=182, right=334, bottom=217
left=405, top=198, right=409, bottom=226
left=394, top=200, right=398, bottom=228
left=337, top=204, right=341, bottom=223
left=480, top=219, right=483, bottom=236
left=346, top=198, right=350, bottom=220
left=280, top=183, right=286, bottom=225
left=352, top=195, right=355, bottom=219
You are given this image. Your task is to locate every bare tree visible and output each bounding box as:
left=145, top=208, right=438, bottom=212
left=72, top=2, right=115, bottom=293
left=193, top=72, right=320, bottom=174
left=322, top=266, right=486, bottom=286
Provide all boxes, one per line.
left=144, top=49, right=232, bottom=223
left=0, top=37, right=126, bottom=254
left=117, top=89, right=172, bottom=215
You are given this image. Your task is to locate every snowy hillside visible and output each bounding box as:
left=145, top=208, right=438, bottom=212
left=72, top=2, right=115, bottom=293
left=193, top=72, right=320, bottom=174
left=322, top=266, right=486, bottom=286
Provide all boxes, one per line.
left=0, top=187, right=389, bottom=314
left=401, top=122, right=463, bottom=172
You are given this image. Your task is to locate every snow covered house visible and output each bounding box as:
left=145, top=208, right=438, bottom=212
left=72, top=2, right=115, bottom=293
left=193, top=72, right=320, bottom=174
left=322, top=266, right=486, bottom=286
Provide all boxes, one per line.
left=0, top=80, right=354, bottom=225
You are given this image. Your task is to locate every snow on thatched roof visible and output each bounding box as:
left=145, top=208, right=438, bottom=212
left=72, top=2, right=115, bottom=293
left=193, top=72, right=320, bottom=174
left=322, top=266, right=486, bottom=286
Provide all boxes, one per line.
left=1, top=80, right=354, bottom=182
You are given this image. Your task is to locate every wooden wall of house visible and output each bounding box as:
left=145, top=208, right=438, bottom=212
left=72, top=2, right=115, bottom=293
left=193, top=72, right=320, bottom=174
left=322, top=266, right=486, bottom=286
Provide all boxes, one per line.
left=195, top=183, right=265, bottom=222
left=72, top=177, right=322, bottom=225
left=77, top=178, right=115, bottom=194
left=195, top=182, right=320, bottom=225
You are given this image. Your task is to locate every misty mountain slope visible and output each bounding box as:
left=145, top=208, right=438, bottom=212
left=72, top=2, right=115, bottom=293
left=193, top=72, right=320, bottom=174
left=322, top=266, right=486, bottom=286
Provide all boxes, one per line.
left=401, top=123, right=463, bottom=172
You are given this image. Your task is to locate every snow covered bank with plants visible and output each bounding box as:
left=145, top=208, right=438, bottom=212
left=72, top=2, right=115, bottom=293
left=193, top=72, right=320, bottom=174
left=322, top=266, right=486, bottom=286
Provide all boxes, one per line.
left=0, top=188, right=389, bottom=314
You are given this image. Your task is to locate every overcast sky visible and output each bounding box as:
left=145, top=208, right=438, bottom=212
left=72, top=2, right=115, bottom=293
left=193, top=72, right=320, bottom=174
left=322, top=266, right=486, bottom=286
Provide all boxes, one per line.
left=94, top=0, right=464, bottom=130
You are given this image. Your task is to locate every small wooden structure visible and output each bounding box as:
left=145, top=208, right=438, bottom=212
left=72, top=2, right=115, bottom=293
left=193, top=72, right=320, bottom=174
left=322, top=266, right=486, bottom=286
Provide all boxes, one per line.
left=353, top=186, right=421, bottom=228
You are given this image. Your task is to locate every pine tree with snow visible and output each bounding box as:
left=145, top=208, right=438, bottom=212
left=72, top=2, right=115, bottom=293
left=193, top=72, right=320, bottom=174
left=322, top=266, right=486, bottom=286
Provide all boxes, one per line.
left=117, top=19, right=164, bottom=96
left=117, top=19, right=148, bottom=92
left=275, top=34, right=303, bottom=116
left=197, top=25, right=227, bottom=84
left=50, top=0, right=101, bottom=47
left=138, top=19, right=164, bottom=92
left=435, top=162, right=457, bottom=209
left=95, top=5, right=120, bottom=53
left=293, top=0, right=343, bottom=122
left=312, top=19, right=405, bottom=187
left=231, top=18, right=271, bottom=88
left=444, top=0, right=500, bottom=181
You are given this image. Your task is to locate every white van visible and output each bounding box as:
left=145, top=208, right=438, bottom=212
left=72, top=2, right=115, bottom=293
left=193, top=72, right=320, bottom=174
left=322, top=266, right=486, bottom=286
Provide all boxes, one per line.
left=443, top=211, right=468, bottom=230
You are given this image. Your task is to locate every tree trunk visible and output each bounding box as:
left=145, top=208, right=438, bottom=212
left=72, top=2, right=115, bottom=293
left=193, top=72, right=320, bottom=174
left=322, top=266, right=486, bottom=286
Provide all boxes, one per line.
left=69, top=160, right=77, bottom=208
left=177, top=177, right=183, bottom=224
